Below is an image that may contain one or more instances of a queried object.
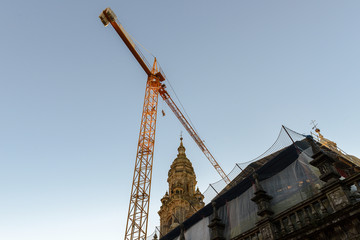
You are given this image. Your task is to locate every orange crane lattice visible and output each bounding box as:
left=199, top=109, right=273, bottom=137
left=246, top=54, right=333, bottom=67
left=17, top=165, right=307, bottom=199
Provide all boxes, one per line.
left=99, top=7, right=230, bottom=240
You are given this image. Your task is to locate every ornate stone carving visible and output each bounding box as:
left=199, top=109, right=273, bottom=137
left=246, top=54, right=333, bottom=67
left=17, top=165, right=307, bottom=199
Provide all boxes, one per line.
left=259, top=224, right=274, bottom=240
left=158, top=138, right=205, bottom=236
left=327, top=187, right=349, bottom=211
left=208, top=202, right=225, bottom=240
left=310, top=151, right=341, bottom=185
left=251, top=173, right=274, bottom=218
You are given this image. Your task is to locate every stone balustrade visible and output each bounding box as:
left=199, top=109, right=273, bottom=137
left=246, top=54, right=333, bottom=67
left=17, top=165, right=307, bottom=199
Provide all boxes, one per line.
left=233, top=172, right=360, bottom=240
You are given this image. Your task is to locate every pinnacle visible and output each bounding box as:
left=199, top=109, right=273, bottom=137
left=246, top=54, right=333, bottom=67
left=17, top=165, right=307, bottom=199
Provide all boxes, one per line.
left=177, top=137, right=186, bottom=156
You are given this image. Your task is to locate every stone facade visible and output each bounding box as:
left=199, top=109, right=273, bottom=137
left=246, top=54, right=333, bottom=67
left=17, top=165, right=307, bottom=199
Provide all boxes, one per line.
left=232, top=137, right=360, bottom=240
left=158, top=138, right=205, bottom=236
left=158, top=135, right=360, bottom=240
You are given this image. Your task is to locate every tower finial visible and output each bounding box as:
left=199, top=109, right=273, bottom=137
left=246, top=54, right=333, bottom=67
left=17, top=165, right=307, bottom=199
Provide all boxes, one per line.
left=177, top=136, right=186, bottom=156
left=310, top=120, right=318, bottom=130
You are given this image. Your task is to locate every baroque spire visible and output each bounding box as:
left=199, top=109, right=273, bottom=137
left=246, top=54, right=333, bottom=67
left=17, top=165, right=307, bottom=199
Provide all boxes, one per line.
left=158, top=137, right=205, bottom=236
left=177, top=137, right=186, bottom=157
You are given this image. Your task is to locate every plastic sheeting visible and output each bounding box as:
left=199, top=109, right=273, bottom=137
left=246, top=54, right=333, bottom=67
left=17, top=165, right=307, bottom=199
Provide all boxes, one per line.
left=262, top=149, right=323, bottom=214
left=217, top=149, right=323, bottom=239
left=184, top=217, right=210, bottom=239
left=203, top=127, right=308, bottom=202
left=162, top=147, right=323, bottom=240
left=219, top=187, right=257, bottom=238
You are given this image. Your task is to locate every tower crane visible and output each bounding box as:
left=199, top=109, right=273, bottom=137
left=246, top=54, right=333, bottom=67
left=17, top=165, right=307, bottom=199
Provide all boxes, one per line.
left=99, top=7, right=230, bottom=240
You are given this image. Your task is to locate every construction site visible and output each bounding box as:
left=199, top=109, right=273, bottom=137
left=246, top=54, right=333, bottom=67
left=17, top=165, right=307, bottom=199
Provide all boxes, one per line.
left=99, top=6, right=360, bottom=240
left=2, top=2, right=360, bottom=240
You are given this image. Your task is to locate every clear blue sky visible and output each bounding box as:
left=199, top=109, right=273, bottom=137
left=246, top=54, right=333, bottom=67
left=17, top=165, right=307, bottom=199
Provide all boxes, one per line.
left=1, top=1, right=359, bottom=239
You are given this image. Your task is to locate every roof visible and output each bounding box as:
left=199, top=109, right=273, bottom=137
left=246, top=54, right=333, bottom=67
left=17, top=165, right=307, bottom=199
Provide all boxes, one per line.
left=160, top=140, right=309, bottom=240
left=159, top=134, right=360, bottom=240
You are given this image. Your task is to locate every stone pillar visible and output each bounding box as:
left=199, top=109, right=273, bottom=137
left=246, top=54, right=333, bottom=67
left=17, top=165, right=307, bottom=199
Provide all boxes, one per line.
left=307, top=137, right=352, bottom=211
left=310, top=151, right=341, bottom=185
left=250, top=173, right=276, bottom=240
left=307, top=136, right=341, bottom=185
left=258, top=223, right=276, bottom=240
left=208, top=202, right=225, bottom=240
left=251, top=173, right=274, bottom=218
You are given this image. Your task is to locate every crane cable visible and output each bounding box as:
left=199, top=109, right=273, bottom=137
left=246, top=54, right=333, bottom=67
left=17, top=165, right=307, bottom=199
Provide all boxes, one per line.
left=123, top=26, right=203, bottom=145
left=157, top=61, right=202, bottom=138
left=122, top=24, right=155, bottom=58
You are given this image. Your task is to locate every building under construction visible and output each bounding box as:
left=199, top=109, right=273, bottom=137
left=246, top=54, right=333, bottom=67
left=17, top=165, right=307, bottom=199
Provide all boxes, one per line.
left=99, top=8, right=360, bottom=240
left=153, top=127, right=360, bottom=240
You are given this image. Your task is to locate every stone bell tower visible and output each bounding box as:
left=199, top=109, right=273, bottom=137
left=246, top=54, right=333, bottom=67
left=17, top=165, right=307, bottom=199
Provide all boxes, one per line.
left=158, top=137, right=205, bottom=236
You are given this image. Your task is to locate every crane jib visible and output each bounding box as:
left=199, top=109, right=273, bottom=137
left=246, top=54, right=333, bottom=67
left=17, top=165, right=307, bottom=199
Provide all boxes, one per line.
left=99, top=7, right=230, bottom=240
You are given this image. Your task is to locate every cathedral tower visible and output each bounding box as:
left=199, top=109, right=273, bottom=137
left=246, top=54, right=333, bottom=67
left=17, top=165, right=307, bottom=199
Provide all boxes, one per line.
left=158, top=138, right=205, bottom=236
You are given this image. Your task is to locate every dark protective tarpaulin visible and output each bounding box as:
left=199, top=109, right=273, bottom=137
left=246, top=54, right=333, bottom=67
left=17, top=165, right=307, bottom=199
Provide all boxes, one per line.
left=160, top=141, right=311, bottom=240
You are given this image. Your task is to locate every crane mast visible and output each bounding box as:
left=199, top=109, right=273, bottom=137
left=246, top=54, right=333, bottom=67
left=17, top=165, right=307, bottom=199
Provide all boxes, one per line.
left=125, top=61, right=161, bottom=240
left=99, top=7, right=229, bottom=240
